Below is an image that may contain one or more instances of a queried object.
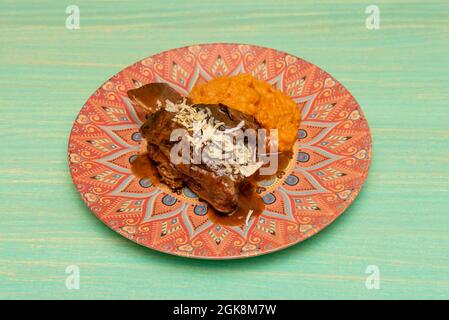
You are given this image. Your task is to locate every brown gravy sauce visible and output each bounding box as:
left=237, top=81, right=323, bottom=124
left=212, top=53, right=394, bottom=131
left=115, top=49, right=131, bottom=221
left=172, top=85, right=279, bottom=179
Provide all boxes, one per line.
left=131, top=151, right=293, bottom=227
left=249, top=151, right=293, bottom=183
left=130, top=153, right=160, bottom=184
left=127, top=83, right=183, bottom=114
left=207, top=182, right=265, bottom=226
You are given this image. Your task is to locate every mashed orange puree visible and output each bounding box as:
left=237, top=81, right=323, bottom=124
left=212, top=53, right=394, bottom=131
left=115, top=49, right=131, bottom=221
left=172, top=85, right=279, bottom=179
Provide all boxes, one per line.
left=189, top=74, right=301, bottom=151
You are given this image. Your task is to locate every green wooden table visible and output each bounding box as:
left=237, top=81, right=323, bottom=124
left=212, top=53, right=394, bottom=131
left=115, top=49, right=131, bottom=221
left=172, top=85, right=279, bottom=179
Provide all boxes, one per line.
left=1, top=0, right=448, bottom=300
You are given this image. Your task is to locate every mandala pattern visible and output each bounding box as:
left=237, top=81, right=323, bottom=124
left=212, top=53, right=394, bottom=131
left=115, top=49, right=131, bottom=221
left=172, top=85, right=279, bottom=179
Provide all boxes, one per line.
left=68, top=43, right=372, bottom=259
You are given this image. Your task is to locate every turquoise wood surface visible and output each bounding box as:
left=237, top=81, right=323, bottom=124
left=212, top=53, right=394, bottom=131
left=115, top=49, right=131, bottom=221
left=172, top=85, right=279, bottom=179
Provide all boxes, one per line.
left=1, top=0, right=448, bottom=299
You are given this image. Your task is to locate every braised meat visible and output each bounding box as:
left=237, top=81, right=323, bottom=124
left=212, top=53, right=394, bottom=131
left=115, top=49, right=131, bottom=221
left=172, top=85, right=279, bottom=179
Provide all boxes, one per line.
left=127, top=83, right=265, bottom=215
left=128, top=83, right=184, bottom=114
left=140, top=104, right=261, bottom=213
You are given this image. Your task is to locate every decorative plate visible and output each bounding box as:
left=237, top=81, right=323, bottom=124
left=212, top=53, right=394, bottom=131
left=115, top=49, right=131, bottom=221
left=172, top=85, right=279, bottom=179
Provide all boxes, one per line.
left=68, top=43, right=372, bottom=259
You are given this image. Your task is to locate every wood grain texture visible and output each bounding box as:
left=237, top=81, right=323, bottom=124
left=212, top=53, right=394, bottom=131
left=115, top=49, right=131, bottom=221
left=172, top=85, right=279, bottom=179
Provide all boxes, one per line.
left=1, top=0, right=448, bottom=299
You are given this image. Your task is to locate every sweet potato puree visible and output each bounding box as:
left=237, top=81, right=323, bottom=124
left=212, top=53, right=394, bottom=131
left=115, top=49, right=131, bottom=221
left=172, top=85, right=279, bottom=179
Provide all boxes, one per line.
left=189, top=74, right=301, bottom=151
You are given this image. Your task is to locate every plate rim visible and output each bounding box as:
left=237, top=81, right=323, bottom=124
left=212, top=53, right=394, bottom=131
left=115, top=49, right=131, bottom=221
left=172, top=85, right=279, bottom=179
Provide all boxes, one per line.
left=67, top=42, right=373, bottom=260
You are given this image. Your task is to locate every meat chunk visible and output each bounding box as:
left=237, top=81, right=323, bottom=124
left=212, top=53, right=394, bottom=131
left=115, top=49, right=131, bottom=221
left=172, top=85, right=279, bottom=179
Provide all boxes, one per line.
left=146, top=144, right=185, bottom=189
left=140, top=104, right=260, bottom=213
left=127, top=83, right=184, bottom=114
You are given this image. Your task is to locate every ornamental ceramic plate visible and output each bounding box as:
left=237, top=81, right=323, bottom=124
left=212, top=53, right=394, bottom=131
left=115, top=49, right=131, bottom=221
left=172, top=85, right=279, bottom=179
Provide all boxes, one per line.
left=68, top=43, right=372, bottom=259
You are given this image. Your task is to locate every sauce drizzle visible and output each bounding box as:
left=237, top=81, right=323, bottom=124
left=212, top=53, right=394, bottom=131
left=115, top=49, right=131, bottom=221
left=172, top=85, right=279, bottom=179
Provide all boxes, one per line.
left=131, top=151, right=293, bottom=227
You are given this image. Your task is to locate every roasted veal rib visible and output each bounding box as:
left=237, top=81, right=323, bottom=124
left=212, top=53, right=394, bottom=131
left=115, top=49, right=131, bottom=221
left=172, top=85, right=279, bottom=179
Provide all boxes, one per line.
left=129, top=83, right=261, bottom=213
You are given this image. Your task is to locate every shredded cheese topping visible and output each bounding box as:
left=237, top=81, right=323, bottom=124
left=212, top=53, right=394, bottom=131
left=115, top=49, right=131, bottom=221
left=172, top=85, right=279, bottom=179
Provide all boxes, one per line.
left=165, top=99, right=264, bottom=180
